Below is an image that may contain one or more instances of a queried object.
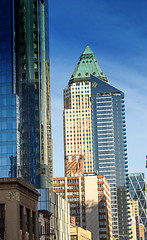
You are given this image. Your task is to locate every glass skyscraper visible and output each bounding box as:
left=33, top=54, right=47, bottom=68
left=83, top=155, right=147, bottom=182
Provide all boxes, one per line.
left=0, top=0, right=53, bottom=189
left=128, top=173, right=147, bottom=238
left=91, top=75, right=129, bottom=239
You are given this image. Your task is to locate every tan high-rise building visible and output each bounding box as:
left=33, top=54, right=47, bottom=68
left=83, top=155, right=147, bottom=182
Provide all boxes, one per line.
left=63, top=45, right=108, bottom=176
left=129, top=200, right=144, bottom=240
left=53, top=173, right=113, bottom=240
left=132, top=200, right=141, bottom=240
left=128, top=200, right=137, bottom=240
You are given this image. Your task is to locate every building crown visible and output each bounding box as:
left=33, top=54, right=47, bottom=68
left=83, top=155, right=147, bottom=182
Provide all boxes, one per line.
left=69, top=45, right=108, bottom=84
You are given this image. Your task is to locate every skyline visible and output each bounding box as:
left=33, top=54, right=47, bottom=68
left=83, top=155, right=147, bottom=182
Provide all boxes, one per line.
left=49, top=0, right=147, bottom=177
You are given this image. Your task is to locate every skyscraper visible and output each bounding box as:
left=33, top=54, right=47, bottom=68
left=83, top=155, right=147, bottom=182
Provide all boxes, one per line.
left=63, top=45, right=108, bottom=175
left=0, top=0, right=53, bottom=189
left=91, top=75, right=129, bottom=239
left=63, top=46, right=129, bottom=239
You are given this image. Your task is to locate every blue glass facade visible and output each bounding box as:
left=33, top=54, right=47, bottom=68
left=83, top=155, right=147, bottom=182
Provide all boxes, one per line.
left=37, top=188, right=50, bottom=211
left=91, top=75, right=129, bottom=239
left=0, top=0, right=19, bottom=178
left=0, top=0, right=52, bottom=189
left=128, top=173, right=147, bottom=237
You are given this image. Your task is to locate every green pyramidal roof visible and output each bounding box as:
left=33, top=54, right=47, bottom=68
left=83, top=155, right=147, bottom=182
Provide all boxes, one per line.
left=69, top=45, right=108, bottom=83
left=82, top=45, right=94, bottom=55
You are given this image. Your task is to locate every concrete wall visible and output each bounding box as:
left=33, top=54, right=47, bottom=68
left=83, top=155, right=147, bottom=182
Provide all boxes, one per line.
left=85, top=176, right=99, bottom=239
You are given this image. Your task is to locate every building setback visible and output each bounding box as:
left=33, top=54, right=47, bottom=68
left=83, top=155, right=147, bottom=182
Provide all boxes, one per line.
left=53, top=174, right=113, bottom=240
left=0, top=0, right=53, bottom=189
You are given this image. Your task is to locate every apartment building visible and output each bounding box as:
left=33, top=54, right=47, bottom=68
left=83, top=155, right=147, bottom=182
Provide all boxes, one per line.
left=54, top=173, right=113, bottom=240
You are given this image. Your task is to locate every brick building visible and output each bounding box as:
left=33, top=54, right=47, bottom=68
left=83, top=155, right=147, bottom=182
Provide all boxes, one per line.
left=54, top=173, right=113, bottom=240
left=65, top=155, right=84, bottom=177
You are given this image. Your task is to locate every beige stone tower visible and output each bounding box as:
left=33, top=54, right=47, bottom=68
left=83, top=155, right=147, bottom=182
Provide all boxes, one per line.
left=63, top=45, right=107, bottom=176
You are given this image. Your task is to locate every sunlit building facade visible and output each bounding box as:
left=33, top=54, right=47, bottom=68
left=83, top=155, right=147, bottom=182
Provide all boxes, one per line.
left=132, top=200, right=141, bottom=240
left=70, top=225, right=92, bottom=240
left=54, top=174, right=113, bottom=240
left=65, top=154, right=84, bottom=177
left=63, top=45, right=108, bottom=176
left=0, top=0, right=53, bottom=189
left=128, top=200, right=137, bottom=240
left=140, top=224, right=145, bottom=240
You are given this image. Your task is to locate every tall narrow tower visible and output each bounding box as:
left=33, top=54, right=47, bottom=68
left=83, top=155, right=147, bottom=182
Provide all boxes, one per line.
left=0, top=0, right=53, bottom=189
left=63, top=46, right=129, bottom=239
left=91, top=75, right=129, bottom=239
left=63, top=45, right=108, bottom=176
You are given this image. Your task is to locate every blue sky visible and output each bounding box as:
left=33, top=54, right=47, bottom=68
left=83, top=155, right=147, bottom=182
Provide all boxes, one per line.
left=49, top=0, right=147, bottom=178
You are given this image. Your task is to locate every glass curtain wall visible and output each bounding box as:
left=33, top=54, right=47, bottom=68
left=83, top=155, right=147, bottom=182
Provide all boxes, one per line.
left=0, top=0, right=53, bottom=189
left=14, top=0, right=52, bottom=189
left=0, top=0, right=18, bottom=178
left=91, top=75, right=129, bottom=240
left=128, top=173, right=147, bottom=236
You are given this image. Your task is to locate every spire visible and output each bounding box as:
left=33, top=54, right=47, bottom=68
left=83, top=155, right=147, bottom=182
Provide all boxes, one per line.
left=69, top=45, right=108, bottom=84
left=82, top=45, right=94, bottom=55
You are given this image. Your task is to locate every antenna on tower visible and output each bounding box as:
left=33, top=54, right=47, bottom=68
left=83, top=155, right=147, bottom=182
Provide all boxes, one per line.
left=145, top=155, right=147, bottom=168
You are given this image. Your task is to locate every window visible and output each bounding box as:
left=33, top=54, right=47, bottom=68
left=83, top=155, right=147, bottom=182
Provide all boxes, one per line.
left=20, top=205, right=23, bottom=230
left=0, top=204, right=5, bottom=239
left=26, top=208, right=30, bottom=232
left=71, top=236, right=78, bottom=240
left=68, top=156, right=72, bottom=162
left=32, top=211, right=36, bottom=234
